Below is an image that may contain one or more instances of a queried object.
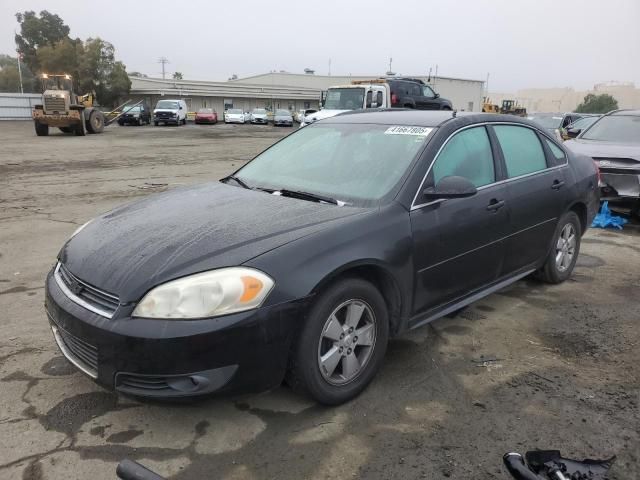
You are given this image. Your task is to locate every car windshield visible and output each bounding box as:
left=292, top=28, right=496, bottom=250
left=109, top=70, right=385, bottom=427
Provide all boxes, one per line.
left=528, top=115, right=563, bottom=129
left=324, top=88, right=365, bottom=110
left=125, top=106, right=142, bottom=113
left=568, top=116, right=598, bottom=129
left=252, top=109, right=266, bottom=114
left=198, top=108, right=213, bottom=114
left=276, top=110, right=290, bottom=116
left=228, top=109, right=243, bottom=114
left=157, top=101, right=179, bottom=109
left=580, top=115, right=640, bottom=142
left=234, top=123, right=431, bottom=206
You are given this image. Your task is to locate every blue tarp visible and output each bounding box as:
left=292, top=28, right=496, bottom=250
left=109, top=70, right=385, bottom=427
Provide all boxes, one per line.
left=591, top=201, right=628, bottom=230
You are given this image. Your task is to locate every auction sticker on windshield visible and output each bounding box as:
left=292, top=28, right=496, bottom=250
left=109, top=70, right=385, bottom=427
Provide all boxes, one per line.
left=385, top=126, right=433, bottom=136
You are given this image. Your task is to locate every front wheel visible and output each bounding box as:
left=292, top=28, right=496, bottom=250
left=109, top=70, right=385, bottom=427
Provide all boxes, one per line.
left=538, top=211, right=581, bottom=284
left=35, top=121, right=49, bottom=136
left=287, top=278, right=389, bottom=405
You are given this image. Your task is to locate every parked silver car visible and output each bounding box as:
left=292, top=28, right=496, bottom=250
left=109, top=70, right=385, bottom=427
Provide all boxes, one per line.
left=250, top=108, right=269, bottom=125
left=274, top=109, right=294, bottom=127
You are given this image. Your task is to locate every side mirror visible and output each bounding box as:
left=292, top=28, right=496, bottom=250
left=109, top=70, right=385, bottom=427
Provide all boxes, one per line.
left=567, top=128, right=581, bottom=138
left=423, top=176, right=477, bottom=200
left=434, top=93, right=440, bottom=98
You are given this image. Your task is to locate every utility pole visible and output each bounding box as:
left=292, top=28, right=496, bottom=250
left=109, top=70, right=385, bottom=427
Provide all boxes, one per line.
left=328, top=58, right=331, bottom=76
left=14, top=31, right=23, bottom=94
left=158, top=57, right=170, bottom=80
left=16, top=51, right=24, bottom=94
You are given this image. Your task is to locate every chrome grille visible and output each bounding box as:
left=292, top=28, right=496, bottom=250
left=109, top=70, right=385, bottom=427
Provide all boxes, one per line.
left=52, top=324, right=98, bottom=378
left=44, top=96, right=66, bottom=112
left=55, top=263, right=119, bottom=318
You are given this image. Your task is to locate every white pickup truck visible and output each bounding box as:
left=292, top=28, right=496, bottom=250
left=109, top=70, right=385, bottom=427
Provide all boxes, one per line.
left=300, top=81, right=390, bottom=127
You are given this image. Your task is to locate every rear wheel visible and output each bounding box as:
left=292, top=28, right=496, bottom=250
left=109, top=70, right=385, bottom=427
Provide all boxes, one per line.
left=287, top=278, right=389, bottom=405
left=34, top=121, right=49, bottom=136
left=538, top=211, right=581, bottom=284
left=74, top=121, right=86, bottom=136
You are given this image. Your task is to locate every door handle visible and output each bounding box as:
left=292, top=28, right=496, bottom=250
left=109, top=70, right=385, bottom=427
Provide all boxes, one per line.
left=551, top=179, right=565, bottom=190
left=486, top=199, right=505, bottom=211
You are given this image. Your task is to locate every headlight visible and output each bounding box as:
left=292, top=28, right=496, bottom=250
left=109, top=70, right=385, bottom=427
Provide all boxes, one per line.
left=132, top=267, right=274, bottom=319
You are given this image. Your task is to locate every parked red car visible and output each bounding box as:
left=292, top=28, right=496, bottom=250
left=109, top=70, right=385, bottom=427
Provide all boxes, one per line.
left=195, top=108, right=218, bottom=124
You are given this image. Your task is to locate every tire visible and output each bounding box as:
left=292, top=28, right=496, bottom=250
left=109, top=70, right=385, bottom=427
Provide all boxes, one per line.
left=537, top=211, right=581, bottom=284
left=287, top=278, right=389, bottom=405
left=86, top=110, right=105, bottom=134
left=34, top=121, right=49, bottom=136
left=154, top=121, right=159, bottom=126
left=74, top=122, right=86, bottom=136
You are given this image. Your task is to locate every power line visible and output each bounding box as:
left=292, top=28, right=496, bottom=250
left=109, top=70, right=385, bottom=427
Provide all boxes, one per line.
left=158, top=57, right=170, bottom=80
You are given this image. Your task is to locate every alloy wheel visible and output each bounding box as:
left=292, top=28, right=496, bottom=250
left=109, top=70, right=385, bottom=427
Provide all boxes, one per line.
left=555, top=223, right=576, bottom=272
left=317, top=299, right=377, bottom=386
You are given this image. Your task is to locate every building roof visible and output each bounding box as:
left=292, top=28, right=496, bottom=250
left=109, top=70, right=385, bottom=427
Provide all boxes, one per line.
left=129, top=76, right=321, bottom=100
left=232, top=71, right=485, bottom=85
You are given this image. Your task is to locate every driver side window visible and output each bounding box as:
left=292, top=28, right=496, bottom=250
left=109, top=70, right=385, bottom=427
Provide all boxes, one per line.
left=422, top=85, right=436, bottom=98
left=432, top=126, right=495, bottom=188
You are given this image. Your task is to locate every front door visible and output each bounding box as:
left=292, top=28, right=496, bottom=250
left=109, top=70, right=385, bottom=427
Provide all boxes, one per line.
left=410, top=125, right=509, bottom=320
left=416, top=85, right=441, bottom=110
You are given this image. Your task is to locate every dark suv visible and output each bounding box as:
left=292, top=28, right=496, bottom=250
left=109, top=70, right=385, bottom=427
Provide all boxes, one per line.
left=386, top=78, right=453, bottom=110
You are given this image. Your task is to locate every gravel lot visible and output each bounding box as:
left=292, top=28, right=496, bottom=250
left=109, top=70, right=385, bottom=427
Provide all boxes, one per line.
left=0, top=121, right=638, bottom=480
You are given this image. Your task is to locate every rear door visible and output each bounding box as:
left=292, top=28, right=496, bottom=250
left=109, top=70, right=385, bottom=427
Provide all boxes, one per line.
left=410, top=125, right=509, bottom=320
left=491, top=124, right=570, bottom=274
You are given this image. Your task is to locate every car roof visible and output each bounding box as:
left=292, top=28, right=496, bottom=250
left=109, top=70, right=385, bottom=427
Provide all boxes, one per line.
left=321, top=109, right=543, bottom=129
left=609, top=109, right=640, bottom=116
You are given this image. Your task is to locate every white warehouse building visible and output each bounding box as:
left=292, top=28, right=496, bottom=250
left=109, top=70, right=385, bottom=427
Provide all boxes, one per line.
left=129, top=72, right=484, bottom=113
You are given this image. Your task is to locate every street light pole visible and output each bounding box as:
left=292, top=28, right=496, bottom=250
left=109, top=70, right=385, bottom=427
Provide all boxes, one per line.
left=17, top=52, right=24, bottom=94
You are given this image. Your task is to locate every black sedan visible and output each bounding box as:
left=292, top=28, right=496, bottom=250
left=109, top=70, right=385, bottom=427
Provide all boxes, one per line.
left=45, top=111, right=599, bottom=405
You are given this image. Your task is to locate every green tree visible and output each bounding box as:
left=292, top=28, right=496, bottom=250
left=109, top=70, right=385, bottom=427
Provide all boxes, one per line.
left=15, top=10, right=70, bottom=74
left=172, top=71, right=183, bottom=80
left=575, top=93, right=619, bottom=114
left=0, top=54, right=37, bottom=92
left=36, top=38, right=81, bottom=78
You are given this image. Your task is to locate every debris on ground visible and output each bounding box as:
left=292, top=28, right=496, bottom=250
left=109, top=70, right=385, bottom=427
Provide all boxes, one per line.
left=591, top=201, right=628, bottom=229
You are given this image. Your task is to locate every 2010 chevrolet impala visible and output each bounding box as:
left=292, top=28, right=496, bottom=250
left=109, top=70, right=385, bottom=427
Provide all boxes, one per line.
left=45, top=111, right=599, bottom=405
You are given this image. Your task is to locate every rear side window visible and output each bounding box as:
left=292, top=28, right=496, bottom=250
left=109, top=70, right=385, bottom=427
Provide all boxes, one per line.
left=494, top=125, right=548, bottom=178
left=432, top=126, right=495, bottom=188
left=544, top=139, right=567, bottom=163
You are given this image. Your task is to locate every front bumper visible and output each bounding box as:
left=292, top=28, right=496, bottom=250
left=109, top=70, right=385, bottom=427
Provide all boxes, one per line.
left=45, top=269, right=302, bottom=398
left=155, top=116, right=180, bottom=124
left=251, top=118, right=268, bottom=124
left=274, top=120, right=293, bottom=126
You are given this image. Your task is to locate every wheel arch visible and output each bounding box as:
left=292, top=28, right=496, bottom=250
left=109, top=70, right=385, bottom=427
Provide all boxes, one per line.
left=309, top=260, right=405, bottom=336
left=567, top=201, right=588, bottom=235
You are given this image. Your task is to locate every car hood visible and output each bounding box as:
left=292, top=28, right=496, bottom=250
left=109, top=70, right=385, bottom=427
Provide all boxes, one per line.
left=252, top=114, right=267, bottom=118
left=304, top=109, right=349, bottom=123
left=564, top=139, right=640, bottom=161
left=275, top=115, right=292, bottom=120
left=60, top=182, right=365, bottom=302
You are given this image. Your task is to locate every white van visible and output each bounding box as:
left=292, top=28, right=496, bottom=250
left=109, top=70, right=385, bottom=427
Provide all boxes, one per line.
left=153, top=99, right=188, bottom=126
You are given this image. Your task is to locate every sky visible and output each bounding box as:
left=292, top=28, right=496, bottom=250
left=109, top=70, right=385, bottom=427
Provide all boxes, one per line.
left=1, top=0, right=638, bottom=92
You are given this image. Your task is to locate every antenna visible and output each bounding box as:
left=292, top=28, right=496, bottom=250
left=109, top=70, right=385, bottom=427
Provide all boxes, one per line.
left=385, top=57, right=396, bottom=76
left=158, top=57, right=170, bottom=80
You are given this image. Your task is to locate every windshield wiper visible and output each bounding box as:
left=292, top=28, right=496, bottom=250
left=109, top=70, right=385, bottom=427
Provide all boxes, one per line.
left=276, top=189, right=341, bottom=205
left=222, top=175, right=252, bottom=190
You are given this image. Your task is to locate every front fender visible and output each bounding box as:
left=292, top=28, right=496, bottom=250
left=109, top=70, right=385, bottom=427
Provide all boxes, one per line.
left=245, top=203, right=414, bottom=328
